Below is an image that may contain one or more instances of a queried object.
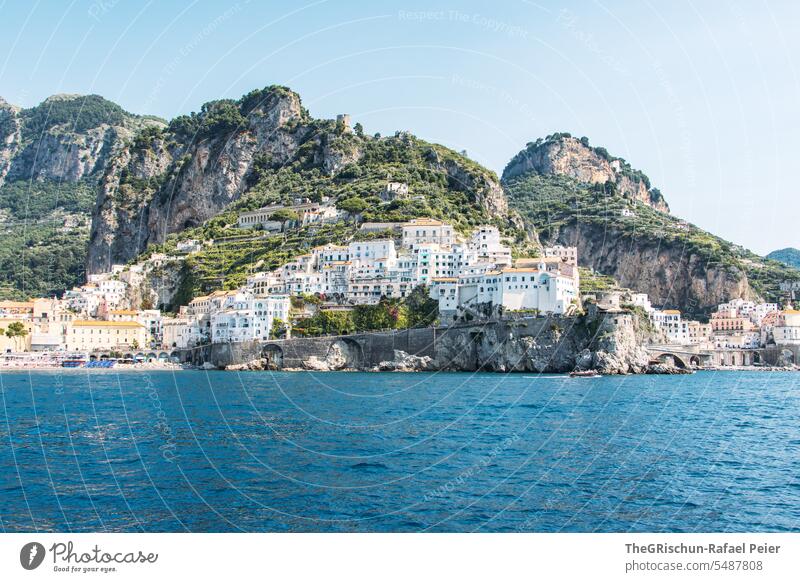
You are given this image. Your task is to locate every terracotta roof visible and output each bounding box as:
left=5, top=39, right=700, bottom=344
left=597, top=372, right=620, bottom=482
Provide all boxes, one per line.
left=501, top=267, right=540, bottom=273
left=0, top=300, right=34, bottom=309
left=110, top=309, right=138, bottom=315
left=72, top=320, right=144, bottom=328
left=404, top=218, right=445, bottom=227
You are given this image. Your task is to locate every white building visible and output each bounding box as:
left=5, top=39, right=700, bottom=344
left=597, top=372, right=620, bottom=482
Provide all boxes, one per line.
left=774, top=310, right=800, bottom=344
left=162, top=317, right=202, bottom=350
left=401, top=218, right=455, bottom=249
left=467, top=226, right=511, bottom=267
left=630, top=293, right=653, bottom=313
left=210, top=293, right=290, bottom=343
left=469, top=262, right=578, bottom=315
left=651, top=309, right=689, bottom=344
left=543, top=245, right=578, bottom=265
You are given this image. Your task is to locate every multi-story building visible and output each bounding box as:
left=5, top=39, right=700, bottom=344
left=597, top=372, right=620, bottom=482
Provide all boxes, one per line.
left=710, top=311, right=755, bottom=332
left=476, top=262, right=578, bottom=314
left=401, top=218, right=455, bottom=249
left=162, top=317, right=202, bottom=350
left=686, top=321, right=712, bottom=346
left=543, top=245, right=578, bottom=265
left=651, top=310, right=690, bottom=343
left=774, top=310, right=800, bottom=344
left=65, top=320, right=147, bottom=352
left=468, top=226, right=511, bottom=267
left=210, top=293, right=290, bottom=343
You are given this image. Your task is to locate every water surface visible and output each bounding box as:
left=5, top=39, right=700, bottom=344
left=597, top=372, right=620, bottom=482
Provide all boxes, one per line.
left=0, top=370, right=798, bottom=532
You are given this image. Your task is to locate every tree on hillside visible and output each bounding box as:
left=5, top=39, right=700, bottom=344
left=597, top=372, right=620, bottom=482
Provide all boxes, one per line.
left=404, top=286, right=439, bottom=328
left=269, top=209, right=299, bottom=231
left=336, top=197, right=368, bottom=215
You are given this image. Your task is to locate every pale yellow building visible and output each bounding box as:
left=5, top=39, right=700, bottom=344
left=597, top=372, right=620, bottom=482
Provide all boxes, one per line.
left=0, top=318, right=33, bottom=352
left=66, top=320, right=147, bottom=352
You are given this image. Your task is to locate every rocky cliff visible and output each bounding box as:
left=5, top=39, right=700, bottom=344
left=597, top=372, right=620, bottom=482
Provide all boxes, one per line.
left=503, top=138, right=799, bottom=314
left=504, top=134, right=669, bottom=213
left=0, top=94, right=161, bottom=298
left=0, top=94, right=157, bottom=187
left=199, top=310, right=662, bottom=375
left=87, top=86, right=525, bottom=275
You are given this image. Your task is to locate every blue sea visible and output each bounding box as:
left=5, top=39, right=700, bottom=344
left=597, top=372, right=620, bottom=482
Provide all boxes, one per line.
left=0, top=370, right=798, bottom=532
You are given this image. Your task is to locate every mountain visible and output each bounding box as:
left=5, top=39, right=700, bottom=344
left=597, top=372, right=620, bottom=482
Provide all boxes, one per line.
left=504, top=133, right=669, bottom=213
left=85, top=86, right=531, bottom=302
left=0, top=94, right=163, bottom=298
left=767, top=248, right=800, bottom=269
left=502, top=134, right=800, bottom=315
left=2, top=87, right=797, bottom=315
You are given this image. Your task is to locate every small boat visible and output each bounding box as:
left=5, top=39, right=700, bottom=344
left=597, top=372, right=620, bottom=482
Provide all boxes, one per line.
left=569, top=369, right=601, bottom=378
left=61, top=359, right=86, bottom=368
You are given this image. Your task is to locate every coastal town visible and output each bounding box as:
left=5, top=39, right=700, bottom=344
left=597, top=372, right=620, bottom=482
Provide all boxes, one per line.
left=1, top=209, right=798, bottom=371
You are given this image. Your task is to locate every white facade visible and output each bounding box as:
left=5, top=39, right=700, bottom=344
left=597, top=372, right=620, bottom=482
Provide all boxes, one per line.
left=476, top=264, right=577, bottom=314
left=467, top=226, right=511, bottom=267
left=543, top=245, right=578, bottom=265
left=401, top=219, right=455, bottom=249
left=162, top=318, right=201, bottom=349
left=210, top=294, right=290, bottom=343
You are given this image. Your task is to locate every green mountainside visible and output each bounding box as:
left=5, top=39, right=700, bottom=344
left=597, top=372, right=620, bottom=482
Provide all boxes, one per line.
left=767, top=248, right=800, bottom=270
left=0, top=94, right=160, bottom=299
left=1, top=88, right=797, bottom=316
left=503, top=136, right=800, bottom=315
left=86, top=86, right=530, bottom=306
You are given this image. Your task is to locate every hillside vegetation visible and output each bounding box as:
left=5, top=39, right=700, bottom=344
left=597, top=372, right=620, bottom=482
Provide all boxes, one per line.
left=0, top=180, right=94, bottom=299
left=767, top=248, right=800, bottom=270
left=503, top=143, right=800, bottom=314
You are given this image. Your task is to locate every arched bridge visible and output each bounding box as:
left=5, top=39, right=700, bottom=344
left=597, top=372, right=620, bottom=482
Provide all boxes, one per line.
left=645, top=345, right=713, bottom=369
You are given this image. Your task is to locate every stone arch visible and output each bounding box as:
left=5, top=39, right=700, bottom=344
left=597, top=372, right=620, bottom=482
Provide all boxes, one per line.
left=752, top=351, right=761, bottom=365
left=262, top=344, right=284, bottom=370
left=158, top=352, right=169, bottom=360
left=327, top=338, right=363, bottom=370
left=146, top=352, right=157, bottom=361
left=654, top=352, right=689, bottom=369
left=689, top=355, right=701, bottom=367
left=123, top=353, right=134, bottom=360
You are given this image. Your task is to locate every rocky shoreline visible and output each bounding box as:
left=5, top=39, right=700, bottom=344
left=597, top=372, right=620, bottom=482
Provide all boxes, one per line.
left=220, top=349, right=799, bottom=375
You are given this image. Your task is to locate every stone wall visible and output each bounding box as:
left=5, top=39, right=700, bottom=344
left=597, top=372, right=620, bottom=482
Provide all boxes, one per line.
left=177, top=310, right=658, bottom=374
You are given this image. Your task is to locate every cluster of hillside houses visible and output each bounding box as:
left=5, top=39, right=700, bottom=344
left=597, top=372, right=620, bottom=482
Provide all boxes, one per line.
left=2, top=211, right=799, bottom=362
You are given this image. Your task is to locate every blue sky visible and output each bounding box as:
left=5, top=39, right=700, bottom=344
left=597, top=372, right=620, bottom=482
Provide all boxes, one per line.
left=1, top=0, right=797, bottom=254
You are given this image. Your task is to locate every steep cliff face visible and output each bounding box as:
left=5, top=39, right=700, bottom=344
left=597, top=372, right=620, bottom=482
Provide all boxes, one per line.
left=503, top=134, right=669, bottom=213
left=503, top=139, right=799, bottom=313
left=0, top=94, right=161, bottom=299
left=0, top=98, right=22, bottom=184
left=88, top=88, right=309, bottom=272
left=551, top=221, right=757, bottom=312
left=87, top=86, right=524, bottom=278
left=0, top=94, right=155, bottom=187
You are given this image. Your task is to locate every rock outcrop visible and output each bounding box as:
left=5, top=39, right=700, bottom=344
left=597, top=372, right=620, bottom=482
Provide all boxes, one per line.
left=503, top=134, right=669, bottom=212
left=88, top=88, right=309, bottom=273
left=194, top=310, right=664, bottom=375
left=551, top=221, right=758, bottom=312
left=0, top=94, right=157, bottom=188
left=375, top=350, right=436, bottom=372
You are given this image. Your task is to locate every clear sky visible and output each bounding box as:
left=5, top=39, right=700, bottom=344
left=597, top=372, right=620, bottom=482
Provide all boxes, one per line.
left=1, top=0, right=797, bottom=254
